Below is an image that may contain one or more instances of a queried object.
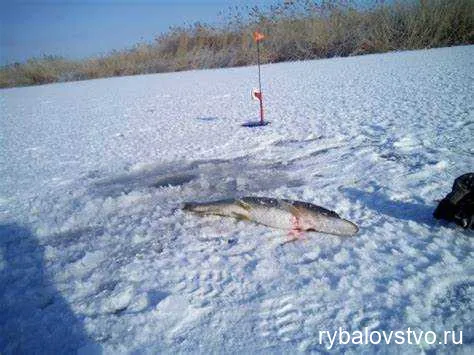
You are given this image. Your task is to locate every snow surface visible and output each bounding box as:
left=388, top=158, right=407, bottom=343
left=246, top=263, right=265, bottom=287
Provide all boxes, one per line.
left=1, top=45, right=473, bottom=354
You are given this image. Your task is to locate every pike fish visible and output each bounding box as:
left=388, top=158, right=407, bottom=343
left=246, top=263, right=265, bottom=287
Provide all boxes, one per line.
left=183, top=196, right=359, bottom=236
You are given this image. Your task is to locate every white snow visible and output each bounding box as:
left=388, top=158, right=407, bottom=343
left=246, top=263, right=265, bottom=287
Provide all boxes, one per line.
left=1, top=45, right=473, bottom=353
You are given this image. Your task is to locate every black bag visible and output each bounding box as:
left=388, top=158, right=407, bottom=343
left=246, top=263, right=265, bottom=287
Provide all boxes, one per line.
left=433, top=173, right=474, bottom=229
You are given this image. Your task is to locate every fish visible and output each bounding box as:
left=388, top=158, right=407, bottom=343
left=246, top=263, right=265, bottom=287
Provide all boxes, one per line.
left=183, top=196, right=359, bottom=236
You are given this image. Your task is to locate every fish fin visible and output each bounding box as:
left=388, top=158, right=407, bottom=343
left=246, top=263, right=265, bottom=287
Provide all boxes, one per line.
left=236, top=199, right=252, bottom=211
left=182, top=202, right=195, bottom=211
left=231, top=212, right=250, bottom=221
left=280, top=200, right=301, bottom=218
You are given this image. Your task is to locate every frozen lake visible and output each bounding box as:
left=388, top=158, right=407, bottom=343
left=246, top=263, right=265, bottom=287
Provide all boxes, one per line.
left=1, top=45, right=473, bottom=353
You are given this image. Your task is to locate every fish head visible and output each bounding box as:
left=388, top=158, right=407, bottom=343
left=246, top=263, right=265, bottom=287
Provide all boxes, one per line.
left=295, top=207, right=359, bottom=236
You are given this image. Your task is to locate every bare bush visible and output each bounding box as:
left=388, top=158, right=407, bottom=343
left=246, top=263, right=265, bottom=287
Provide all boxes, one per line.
left=1, top=0, right=472, bottom=88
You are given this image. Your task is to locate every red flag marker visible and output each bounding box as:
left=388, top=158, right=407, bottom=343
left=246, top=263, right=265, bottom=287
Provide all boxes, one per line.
left=253, top=31, right=265, bottom=42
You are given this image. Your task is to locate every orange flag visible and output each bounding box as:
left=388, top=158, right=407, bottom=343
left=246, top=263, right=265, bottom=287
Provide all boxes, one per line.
left=253, top=31, right=265, bottom=42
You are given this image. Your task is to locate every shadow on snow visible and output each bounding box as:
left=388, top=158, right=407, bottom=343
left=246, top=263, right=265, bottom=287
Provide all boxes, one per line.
left=0, top=224, right=90, bottom=353
left=343, top=187, right=435, bottom=226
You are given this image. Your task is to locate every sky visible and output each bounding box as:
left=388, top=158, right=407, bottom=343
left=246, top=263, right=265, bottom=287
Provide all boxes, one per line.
left=0, top=0, right=278, bottom=65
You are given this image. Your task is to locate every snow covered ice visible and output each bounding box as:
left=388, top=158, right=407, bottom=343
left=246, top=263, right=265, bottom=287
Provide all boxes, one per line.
left=1, top=46, right=473, bottom=353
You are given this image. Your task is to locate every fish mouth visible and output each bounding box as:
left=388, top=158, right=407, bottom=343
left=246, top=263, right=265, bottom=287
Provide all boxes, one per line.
left=303, top=218, right=359, bottom=236
left=325, top=218, right=359, bottom=236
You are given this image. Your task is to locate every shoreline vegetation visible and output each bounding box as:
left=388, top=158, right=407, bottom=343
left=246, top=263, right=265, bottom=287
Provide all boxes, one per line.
left=1, top=0, right=473, bottom=88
